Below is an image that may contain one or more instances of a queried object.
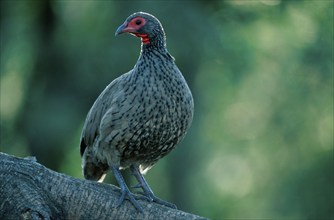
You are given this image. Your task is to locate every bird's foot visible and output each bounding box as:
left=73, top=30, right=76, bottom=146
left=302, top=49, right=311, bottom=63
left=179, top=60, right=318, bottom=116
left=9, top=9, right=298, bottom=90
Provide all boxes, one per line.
left=116, top=188, right=144, bottom=212
left=131, top=182, right=142, bottom=189
left=130, top=165, right=177, bottom=209
left=111, top=166, right=144, bottom=212
left=135, top=191, right=177, bottom=209
left=146, top=194, right=177, bottom=209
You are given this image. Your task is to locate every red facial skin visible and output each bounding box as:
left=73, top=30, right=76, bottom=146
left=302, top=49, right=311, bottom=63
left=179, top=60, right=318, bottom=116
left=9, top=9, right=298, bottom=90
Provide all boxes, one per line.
left=119, top=17, right=150, bottom=44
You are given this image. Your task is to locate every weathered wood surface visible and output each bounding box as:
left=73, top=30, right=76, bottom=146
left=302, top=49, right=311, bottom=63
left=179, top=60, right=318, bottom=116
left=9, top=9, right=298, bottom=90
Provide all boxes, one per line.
left=0, top=152, right=206, bottom=220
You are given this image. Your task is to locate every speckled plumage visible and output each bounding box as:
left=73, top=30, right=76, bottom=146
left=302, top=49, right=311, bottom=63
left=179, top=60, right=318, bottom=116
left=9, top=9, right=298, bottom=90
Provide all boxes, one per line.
left=79, top=12, right=194, bottom=210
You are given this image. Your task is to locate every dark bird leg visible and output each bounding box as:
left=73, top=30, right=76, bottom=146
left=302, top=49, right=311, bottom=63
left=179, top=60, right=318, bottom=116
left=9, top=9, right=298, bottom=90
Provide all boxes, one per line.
left=130, top=165, right=177, bottom=209
left=111, top=166, right=143, bottom=212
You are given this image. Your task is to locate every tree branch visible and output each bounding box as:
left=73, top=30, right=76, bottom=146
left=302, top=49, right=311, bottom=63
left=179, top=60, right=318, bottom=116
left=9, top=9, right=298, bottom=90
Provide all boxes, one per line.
left=0, top=152, right=206, bottom=220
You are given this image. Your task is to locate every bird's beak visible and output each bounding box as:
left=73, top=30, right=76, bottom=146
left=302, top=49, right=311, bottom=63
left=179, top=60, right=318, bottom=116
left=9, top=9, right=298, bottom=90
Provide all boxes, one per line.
left=115, top=22, right=137, bottom=36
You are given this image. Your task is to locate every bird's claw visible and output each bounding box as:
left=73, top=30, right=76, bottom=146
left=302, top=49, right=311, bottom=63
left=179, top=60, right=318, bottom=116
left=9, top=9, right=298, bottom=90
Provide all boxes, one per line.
left=133, top=193, right=153, bottom=202
left=131, top=184, right=153, bottom=202
left=148, top=194, right=177, bottom=209
left=116, top=189, right=144, bottom=212
left=136, top=191, right=177, bottom=209
left=131, top=183, right=142, bottom=189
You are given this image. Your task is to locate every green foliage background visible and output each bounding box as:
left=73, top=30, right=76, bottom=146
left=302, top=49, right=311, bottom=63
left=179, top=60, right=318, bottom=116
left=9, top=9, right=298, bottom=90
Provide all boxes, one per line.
left=1, top=1, right=333, bottom=219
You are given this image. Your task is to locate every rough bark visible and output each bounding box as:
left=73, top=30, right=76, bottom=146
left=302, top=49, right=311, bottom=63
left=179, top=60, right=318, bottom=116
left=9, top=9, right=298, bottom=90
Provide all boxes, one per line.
left=0, top=152, right=206, bottom=220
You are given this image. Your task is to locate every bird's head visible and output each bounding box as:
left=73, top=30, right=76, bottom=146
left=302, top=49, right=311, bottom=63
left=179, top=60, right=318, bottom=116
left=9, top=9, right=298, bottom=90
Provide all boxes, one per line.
left=115, top=12, right=165, bottom=45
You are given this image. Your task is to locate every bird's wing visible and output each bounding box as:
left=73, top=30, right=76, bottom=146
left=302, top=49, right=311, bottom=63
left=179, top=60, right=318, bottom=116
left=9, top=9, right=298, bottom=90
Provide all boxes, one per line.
left=80, top=73, right=129, bottom=157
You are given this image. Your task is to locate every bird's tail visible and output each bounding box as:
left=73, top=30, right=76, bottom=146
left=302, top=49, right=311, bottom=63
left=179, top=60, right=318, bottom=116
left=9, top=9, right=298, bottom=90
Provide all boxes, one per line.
left=82, top=148, right=108, bottom=182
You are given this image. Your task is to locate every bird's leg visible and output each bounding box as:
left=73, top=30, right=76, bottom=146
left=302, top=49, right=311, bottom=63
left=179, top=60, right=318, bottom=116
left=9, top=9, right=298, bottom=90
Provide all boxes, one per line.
left=130, top=165, right=177, bottom=209
left=111, top=166, right=143, bottom=212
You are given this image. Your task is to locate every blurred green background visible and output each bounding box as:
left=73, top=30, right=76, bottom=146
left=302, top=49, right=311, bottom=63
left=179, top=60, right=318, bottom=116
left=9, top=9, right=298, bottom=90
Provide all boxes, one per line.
left=1, top=0, right=333, bottom=219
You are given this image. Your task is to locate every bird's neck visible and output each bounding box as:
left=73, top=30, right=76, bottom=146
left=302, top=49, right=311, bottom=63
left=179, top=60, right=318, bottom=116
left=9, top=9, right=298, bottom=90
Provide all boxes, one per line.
left=134, top=40, right=174, bottom=78
left=141, top=32, right=168, bottom=55
left=139, top=43, right=175, bottom=67
left=135, top=31, right=175, bottom=72
left=141, top=45, right=167, bottom=57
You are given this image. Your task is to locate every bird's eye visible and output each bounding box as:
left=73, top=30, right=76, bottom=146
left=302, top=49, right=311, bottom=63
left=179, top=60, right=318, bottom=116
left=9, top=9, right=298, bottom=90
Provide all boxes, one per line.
left=135, top=19, right=142, bottom=25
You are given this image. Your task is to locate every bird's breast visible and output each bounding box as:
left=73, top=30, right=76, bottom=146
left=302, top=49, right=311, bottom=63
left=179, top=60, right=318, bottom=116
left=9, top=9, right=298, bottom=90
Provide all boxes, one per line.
left=120, top=69, right=191, bottom=137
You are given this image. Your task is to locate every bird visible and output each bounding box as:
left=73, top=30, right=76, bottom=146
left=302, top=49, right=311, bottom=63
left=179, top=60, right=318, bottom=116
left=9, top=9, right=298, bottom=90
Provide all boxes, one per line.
left=80, top=12, right=194, bottom=212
